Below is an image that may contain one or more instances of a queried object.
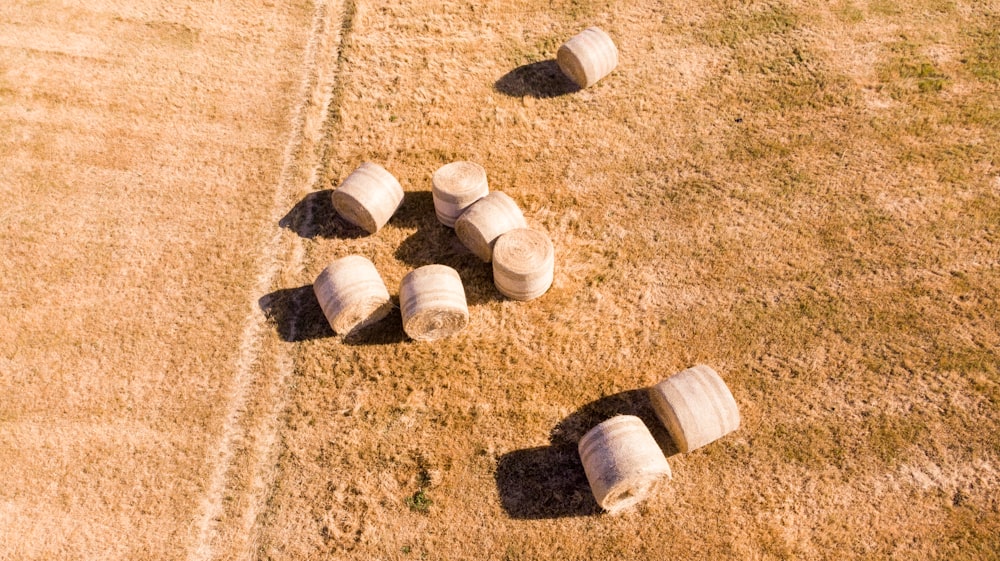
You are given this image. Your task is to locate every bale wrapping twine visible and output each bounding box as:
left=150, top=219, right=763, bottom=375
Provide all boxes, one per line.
left=454, top=191, right=527, bottom=262
left=492, top=228, right=554, bottom=301
left=331, top=162, right=404, bottom=234
left=648, top=364, right=741, bottom=453
left=556, top=27, right=619, bottom=89
left=313, top=255, right=393, bottom=336
left=578, top=415, right=672, bottom=515
left=432, top=161, right=489, bottom=227
left=399, top=264, right=470, bottom=341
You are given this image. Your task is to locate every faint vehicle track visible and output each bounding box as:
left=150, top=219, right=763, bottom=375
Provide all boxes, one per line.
left=186, top=1, right=355, bottom=560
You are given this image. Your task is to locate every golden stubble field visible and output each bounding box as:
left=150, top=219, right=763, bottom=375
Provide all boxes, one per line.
left=2, top=0, right=999, bottom=560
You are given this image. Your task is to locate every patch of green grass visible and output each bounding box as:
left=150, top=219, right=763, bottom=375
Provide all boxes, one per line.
left=405, top=489, right=432, bottom=513
left=965, top=25, right=1000, bottom=82
left=906, top=62, right=949, bottom=92
left=880, top=42, right=950, bottom=96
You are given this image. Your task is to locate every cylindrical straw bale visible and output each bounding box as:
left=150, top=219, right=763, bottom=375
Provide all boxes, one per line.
left=578, top=415, right=672, bottom=515
left=648, top=364, right=740, bottom=453
left=492, top=228, right=554, bottom=301
left=454, top=191, right=527, bottom=262
left=432, top=161, right=489, bottom=227
left=331, top=162, right=404, bottom=234
left=399, top=265, right=469, bottom=341
left=556, top=27, right=618, bottom=89
left=313, top=255, right=393, bottom=336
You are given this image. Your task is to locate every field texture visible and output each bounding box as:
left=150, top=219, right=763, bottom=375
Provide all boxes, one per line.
left=2, top=0, right=999, bottom=560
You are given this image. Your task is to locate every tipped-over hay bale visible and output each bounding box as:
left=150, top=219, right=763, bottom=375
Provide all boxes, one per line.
left=313, top=255, right=393, bottom=336
left=578, top=415, right=672, bottom=515
left=399, top=264, right=469, bottom=341
left=492, top=228, right=554, bottom=301
left=556, top=27, right=619, bottom=89
left=331, top=162, right=404, bottom=234
left=432, top=161, right=489, bottom=227
left=648, top=364, right=740, bottom=453
left=454, top=191, right=527, bottom=262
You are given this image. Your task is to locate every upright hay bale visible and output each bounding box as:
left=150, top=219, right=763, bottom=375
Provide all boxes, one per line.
left=399, top=264, right=469, bottom=341
left=331, top=162, right=404, bottom=234
left=578, top=415, right=672, bottom=515
left=454, top=191, right=527, bottom=262
left=556, top=27, right=618, bottom=89
left=313, top=255, right=393, bottom=336
left=648, top=364, right=740, bottom=453
left=492, top=228, right=554, bottom=301
left=432, top=161, right=489, bottom=227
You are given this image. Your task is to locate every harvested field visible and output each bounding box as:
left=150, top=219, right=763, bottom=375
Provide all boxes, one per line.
left=2, top=0, right=999, bottom=560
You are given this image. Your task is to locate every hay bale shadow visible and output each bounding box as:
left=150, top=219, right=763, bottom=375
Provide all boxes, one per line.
left=341, top=299, right=407, bottom=346
left=550, top=389, right=678, bottom=455
left=258, top=285, right=334, bottom=342
left=260, top=286, right=407, bottom=345
left=495, top=445, right=600, bottom=519
left=279, top=190, right=367, bottom=239
left=494, top=60, right=579, bottom=98
left=495, top=389, right=679, bottom=519
left=392, top=191, right=502, bottom=306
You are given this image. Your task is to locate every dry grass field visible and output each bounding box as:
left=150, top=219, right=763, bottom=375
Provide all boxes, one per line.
left=2, top=0, right=998, bottom=560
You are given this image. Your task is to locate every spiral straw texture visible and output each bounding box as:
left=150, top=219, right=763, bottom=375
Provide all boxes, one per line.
left=492, top=228, right=554, bottom=301
left=399, top=264, right=470, bottom=341
left=454, top=191, right=527, bottom=262
left=578, top=415, right=672, bottom=515
left=556, top=27, right=619, bottom=89
left=313, top=255, right=393, bottom=336
left=648, top=364, right=741, bottom=453
left=331, top=162, right=404, bottom=234
left=432, top=161, right=489, bottom=227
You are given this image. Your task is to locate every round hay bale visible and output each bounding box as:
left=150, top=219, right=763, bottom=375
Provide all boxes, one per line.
left=648, top=364, right=740, bottom=453
left=492, top=228, right=554, bottom=301
left=331, top=162, right=404, bottom=234
left=454, top=191, right=527, bottom=262
left=578, top=415, right=672, bottom=515
left=399, top=264, right=469, bottom=341
left=313, top=255, right=393, bottom=336
left=432, top=161, right=489, bottom=227
left=556, top=27, right=619, bottom=89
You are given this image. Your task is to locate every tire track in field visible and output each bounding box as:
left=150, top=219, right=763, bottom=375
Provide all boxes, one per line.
left=186, top=1, right=354, bottom=560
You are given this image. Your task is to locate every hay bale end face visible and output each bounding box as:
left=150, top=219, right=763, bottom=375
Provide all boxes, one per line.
left=492, top=228, right=554, bottom=301
left=454, top=191, right=527, bottom=262
left=648, top=364, right=740, bottom=453
left=313, top=255, right=393, bottom=336
left=578, top=415, right=672, bottom=515
left=399, top=264, right=470, bottom=341
left=432, top=161, right=489, bottom=227
left=331, top=162, right=404, bottom=234
left=556, top=27, right=618, bottom=89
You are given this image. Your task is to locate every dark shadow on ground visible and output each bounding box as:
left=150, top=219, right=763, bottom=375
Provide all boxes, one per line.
left=495, top=389, right=679, bottom=519
left=279, top=189, right=368, bottom=239
left=392, top=191, right=502, bottom=306
left=494, top=60, right=579, bottom=98
left=341, top=299, right=407, bottom=346
left=259, top=286, right=407, bottom=346
left=387, top=190, right=434, bottom=230
left=495, top=445, right=601, bottom=519
left=259, top=285, right=334, bottom=342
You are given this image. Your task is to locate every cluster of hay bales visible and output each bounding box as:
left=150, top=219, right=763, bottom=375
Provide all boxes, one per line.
left=579, top=365, right=741, bottom=514
left=309, top=27, right=621, bottom=340
left=308, top=26, right=739, bottom=518
left=313, top=156, right=553, bottom=341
